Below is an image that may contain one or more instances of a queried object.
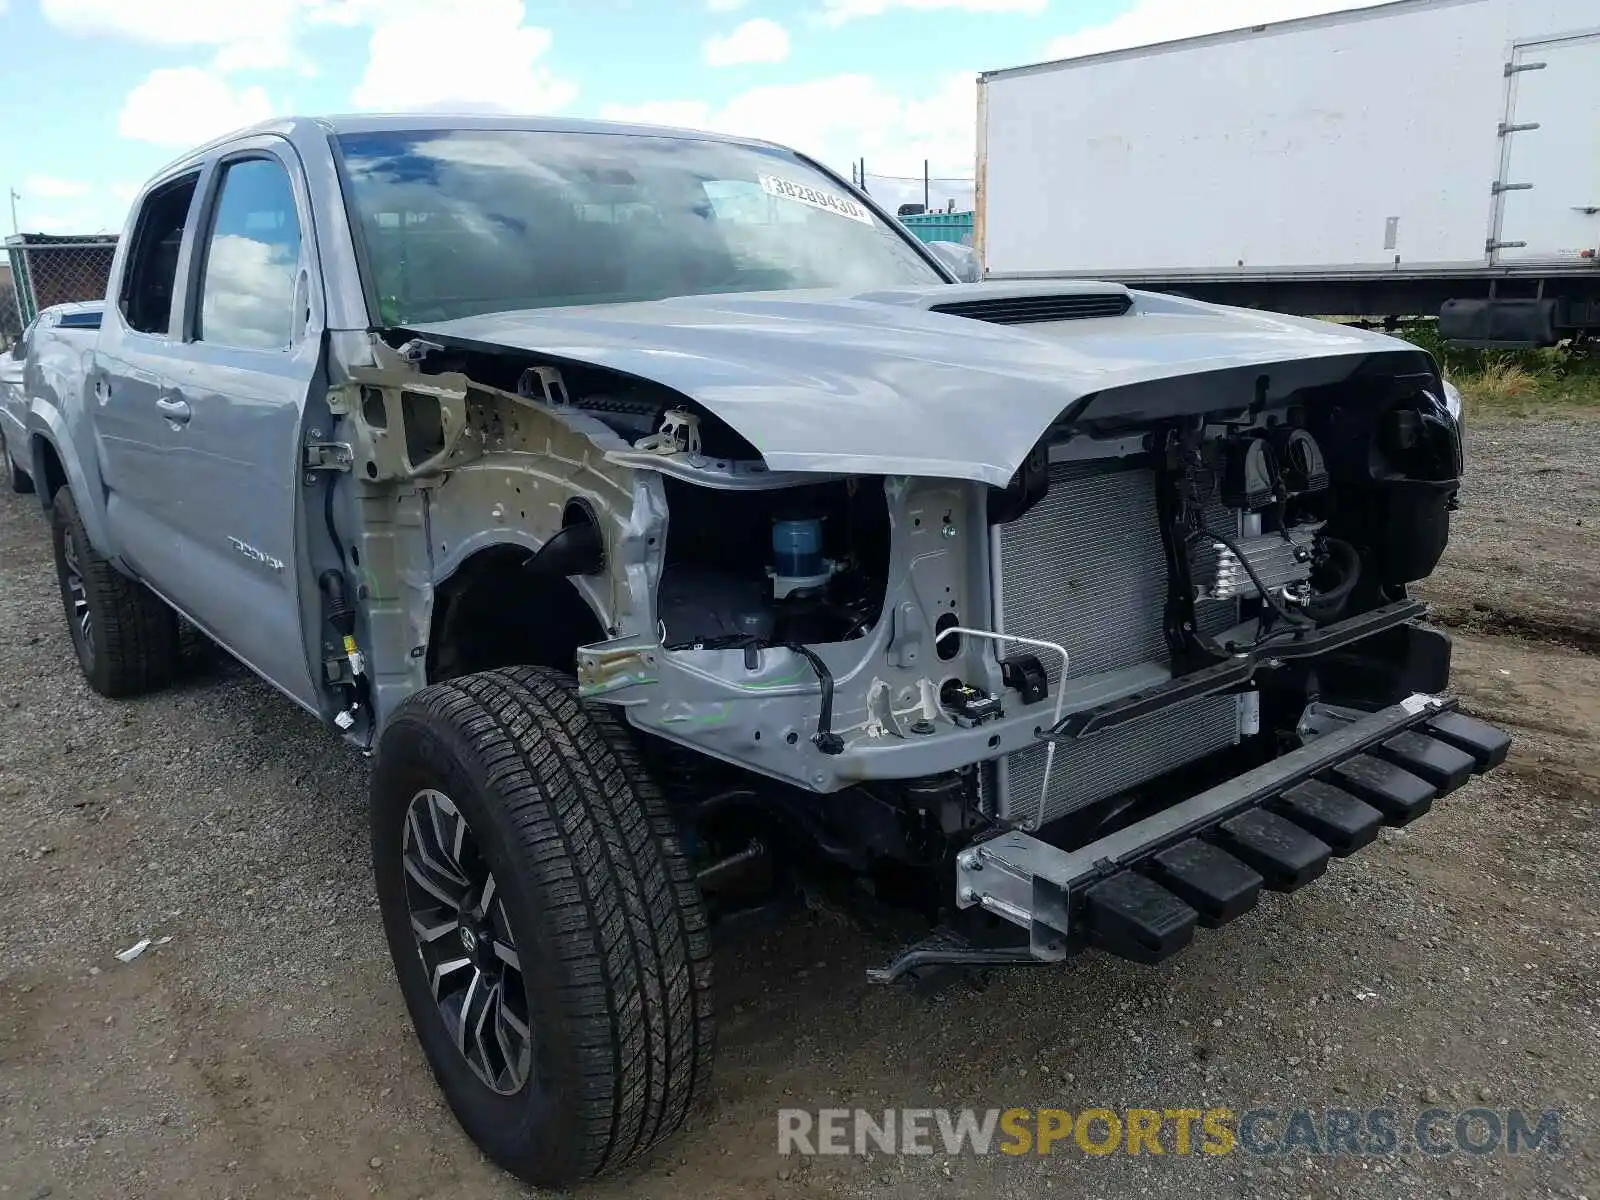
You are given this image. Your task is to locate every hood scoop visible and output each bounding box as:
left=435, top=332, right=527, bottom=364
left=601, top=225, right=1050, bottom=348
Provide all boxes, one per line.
left=930, top=292, right=1133, bottom=325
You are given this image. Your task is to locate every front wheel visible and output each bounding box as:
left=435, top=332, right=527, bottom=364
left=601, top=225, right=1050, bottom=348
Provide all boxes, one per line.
left=371, top=666, right=714, bottom=1188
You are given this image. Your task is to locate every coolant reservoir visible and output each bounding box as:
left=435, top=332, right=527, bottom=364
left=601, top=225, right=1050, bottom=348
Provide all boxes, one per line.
left=772, top=517, right=824, bottom=578
left=771, top=517, right=830, bottom=598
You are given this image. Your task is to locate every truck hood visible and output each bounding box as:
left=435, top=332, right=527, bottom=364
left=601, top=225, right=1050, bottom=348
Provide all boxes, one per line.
left=403, top=282, right=1430, bottom=488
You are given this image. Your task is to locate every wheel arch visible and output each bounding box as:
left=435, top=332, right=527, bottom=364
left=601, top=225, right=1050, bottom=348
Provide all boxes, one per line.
left=29, top=431, right=67, bottom=507
left=425, top=538, right=610, bottom=685
left=27, top=415, right=115, bottom=558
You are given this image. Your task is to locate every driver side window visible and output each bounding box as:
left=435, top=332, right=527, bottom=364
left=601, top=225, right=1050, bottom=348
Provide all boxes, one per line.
left=196, top=157, right=305, bottom=350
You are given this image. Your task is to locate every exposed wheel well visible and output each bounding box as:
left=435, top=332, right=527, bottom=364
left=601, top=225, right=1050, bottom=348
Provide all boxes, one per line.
left=426, top=544, right=608, bottom=684
left=30, top=435, right=67, bottom=508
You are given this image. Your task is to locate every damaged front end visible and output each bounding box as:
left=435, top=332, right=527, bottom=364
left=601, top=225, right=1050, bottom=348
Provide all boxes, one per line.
left=333, top=291, right=1505, bottom=981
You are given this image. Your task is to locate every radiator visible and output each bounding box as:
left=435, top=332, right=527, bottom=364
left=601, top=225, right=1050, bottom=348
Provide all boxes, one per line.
left=994, top=463, right=1239, bottom=829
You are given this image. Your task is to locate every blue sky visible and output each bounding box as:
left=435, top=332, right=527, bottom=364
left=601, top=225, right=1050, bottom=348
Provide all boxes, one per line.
left=0, top=0, right=1364, bottom=234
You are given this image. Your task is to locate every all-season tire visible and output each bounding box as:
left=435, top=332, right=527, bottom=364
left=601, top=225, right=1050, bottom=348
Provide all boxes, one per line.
left=0, top=426, right=33, bottom=494
left=49, top=486, right=179, bottom=697
left=371, top=665, right=714, bottom=1188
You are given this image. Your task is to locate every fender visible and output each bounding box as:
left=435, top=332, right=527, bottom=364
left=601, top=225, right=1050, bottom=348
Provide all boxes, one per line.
left=26, top=401, right=120, bottom=566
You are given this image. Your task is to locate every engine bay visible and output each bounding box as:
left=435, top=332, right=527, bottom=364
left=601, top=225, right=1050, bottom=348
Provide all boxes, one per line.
left=656, top=476, right=891, bottom=650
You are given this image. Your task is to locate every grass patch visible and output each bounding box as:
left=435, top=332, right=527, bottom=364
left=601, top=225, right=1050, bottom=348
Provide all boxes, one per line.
left=1467, top=358, right=1539, bottom=405
left=1390, top=321, right=1600, bottom=418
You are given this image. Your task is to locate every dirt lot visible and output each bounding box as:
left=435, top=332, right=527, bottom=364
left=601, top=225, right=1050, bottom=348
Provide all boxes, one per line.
left=2, top=414, right=1598, bottom=1200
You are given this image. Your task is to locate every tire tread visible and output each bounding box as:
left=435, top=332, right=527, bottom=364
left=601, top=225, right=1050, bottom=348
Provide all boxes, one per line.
left=379, top=665, right=713, bottom=1182
left=51, top=486, right=178, bottom=697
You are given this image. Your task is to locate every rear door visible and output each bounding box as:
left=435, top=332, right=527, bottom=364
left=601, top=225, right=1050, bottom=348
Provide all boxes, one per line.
left=1493, top=32, right=1600, bottom=263
left=94, top=171, right=206, bottom=578
left=154, top=139, right=326, bottom=707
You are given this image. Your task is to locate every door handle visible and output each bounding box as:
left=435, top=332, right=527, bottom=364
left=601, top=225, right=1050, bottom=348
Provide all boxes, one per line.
left=155, top=396, right=192, bottom=424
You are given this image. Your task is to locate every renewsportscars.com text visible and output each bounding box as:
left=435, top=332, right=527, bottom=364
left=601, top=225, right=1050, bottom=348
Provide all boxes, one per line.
left=778, top=1106, right=1562, bottom=1158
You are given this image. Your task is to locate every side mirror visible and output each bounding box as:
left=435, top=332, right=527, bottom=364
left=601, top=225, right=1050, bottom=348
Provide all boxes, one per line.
left=925, top=239, right=981, bottom=283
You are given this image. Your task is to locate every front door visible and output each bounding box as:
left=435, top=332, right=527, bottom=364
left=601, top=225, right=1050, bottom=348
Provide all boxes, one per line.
left=1494, top=32, right=1600, bottom=264
left=154, top=142, right=326, bottom=708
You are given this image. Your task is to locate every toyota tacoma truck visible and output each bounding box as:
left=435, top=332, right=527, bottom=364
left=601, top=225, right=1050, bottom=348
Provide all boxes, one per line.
left=17, top=114, right=1509, bottom=1187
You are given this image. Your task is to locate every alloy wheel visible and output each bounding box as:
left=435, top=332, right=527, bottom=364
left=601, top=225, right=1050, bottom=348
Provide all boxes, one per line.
left=402, top=789, right=533, bottom=1094
left=61, top=526, right=93, bottom=662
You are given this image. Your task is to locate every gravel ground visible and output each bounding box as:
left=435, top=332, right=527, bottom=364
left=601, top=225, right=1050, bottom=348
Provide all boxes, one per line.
left=2, top=415, right=1598, bottom=1200
left=1416, top=413, right=1600, bottom=649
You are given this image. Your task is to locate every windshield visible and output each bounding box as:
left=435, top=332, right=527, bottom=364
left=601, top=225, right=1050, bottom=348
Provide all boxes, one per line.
left=335, top=129, right=944, bottom=325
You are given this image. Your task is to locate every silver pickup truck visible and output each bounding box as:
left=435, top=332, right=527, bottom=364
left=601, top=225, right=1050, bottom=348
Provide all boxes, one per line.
left=11, top=114, right=1509, bottom=1187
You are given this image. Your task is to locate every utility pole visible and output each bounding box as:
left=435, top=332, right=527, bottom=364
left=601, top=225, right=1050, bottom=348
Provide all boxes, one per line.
left=8, top=188, right=19, bottom=235
left=923, top=159, right=930, bottom=212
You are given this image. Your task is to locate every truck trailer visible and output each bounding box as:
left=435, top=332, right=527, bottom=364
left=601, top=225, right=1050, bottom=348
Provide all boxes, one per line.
left=976, top=0, right=1600, bottom=346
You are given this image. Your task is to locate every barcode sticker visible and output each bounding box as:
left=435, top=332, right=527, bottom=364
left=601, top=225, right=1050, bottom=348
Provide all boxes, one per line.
left=758, top=174, right=873, bottom=224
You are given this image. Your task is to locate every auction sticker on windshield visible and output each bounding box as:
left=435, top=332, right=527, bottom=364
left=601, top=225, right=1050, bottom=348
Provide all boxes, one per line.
left=758, top=174, right=873, bottom=225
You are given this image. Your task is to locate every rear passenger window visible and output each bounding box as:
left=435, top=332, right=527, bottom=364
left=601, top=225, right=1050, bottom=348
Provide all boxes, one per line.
left=197, top=158, right=304, bottom=350
left=119, top=173, right=200, bottom=335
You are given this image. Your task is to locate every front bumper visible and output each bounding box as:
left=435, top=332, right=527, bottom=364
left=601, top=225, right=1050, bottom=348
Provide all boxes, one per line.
left=952, top=693, right=1510, bottom=965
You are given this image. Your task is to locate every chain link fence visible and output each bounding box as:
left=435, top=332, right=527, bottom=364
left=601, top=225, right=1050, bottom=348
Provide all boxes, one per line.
left=3, top=234, right=119, bottom=341
left=0, top=270, right=20, bottom=343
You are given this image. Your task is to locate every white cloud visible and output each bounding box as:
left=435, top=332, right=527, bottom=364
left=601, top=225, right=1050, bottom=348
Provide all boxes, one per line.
left=730, top=74, right=973, bottom=177
left=210, top=37, right=298, bottom=74
left=27, top=212, right=97, bottom=234
left=300, top=0, right=385, bottom=24
left=42, top=0, right=477, bottom=77
left=600, top=100, right=718, bottom=130
left=820, top=0, right=1043, bottom=25
left=17, top=202, right=122, bottom=236
left=41, top=0, right=300, bottom=73
left=201, top=234, right=300, bottom=348
left=704, top=18, right=790, bottom=67
left=24, top=175, right=91, bottom=200
left=350, top=0, right=576, bottom=113
left=300, top=0, right=439, bottom=25
left=118, top=67, right=277, bottom=147
left=12, top=180, right=142, bottom=235
left=601, top=71, right=977, bottom=209
left=40, top=0, right=295, bottom=44
left=1043, top=0, right=1392, bottom=59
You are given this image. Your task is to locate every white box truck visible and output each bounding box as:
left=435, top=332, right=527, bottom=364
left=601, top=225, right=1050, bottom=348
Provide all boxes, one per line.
left=976, top=0, right=1600, bottom=345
